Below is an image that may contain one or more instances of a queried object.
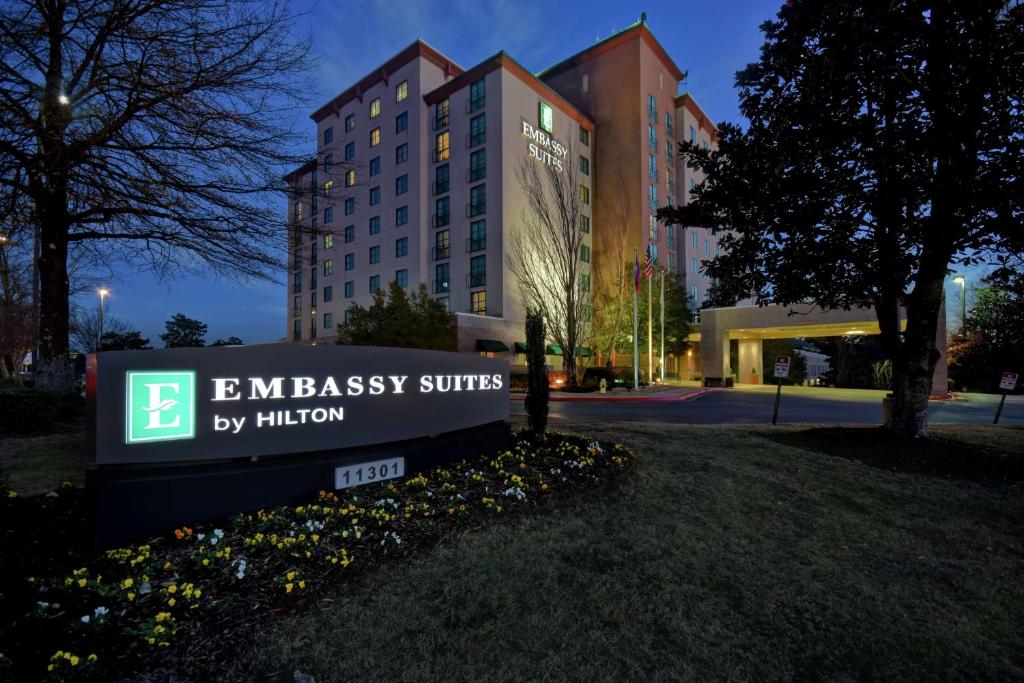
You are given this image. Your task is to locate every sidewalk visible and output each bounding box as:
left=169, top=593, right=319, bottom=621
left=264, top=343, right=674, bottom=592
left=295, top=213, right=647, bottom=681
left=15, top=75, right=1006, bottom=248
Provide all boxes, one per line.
left=511, top=385, right=714, bottom=403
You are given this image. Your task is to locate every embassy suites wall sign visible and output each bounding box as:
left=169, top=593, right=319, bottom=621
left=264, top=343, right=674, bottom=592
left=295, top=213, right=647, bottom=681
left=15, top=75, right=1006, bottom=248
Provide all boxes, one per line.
left=521, top=101, right=568, bottom=172
left=88, top=345, right=510, bottom=466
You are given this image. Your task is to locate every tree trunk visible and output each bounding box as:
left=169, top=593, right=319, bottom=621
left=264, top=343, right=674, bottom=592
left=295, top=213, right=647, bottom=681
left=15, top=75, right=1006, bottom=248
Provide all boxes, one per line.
left=34, top=206, right=74, bottom=393
left=888, top=276, right=944, bottom=437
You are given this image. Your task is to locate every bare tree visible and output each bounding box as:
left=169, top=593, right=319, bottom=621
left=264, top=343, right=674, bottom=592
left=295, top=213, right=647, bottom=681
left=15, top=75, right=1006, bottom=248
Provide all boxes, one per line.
left=590, top=168, right=634, bottom=367
left=0, top=0, right=316, bottom=390
left=506, top=139, right=591, bottom=388
left=0, top=232, right=33, bottom=379
left=69, top=305, right=131, bottom=354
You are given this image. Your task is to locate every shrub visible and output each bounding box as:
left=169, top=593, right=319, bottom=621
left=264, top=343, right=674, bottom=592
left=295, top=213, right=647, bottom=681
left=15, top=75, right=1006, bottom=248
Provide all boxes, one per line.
left=0, top=387, right=61, bottom=433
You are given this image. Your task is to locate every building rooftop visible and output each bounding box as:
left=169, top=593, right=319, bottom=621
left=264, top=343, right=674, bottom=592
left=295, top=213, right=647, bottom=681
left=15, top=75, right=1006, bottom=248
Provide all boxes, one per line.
left=536, top=19, right=686, bottom=83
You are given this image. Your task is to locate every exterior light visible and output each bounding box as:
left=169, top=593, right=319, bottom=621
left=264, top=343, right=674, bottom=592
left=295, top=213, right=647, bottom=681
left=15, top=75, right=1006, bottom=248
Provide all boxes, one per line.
left=58, top=94, right=70, bottom=105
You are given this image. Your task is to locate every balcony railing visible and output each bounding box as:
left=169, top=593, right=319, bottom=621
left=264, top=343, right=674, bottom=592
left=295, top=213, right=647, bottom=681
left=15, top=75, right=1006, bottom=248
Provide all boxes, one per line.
left=467, top=238, right=485, bottom=253
left=467, top=165, right=486, bottom=182
left=431, top=246, right=450, bottom=260
left=467, top=272, right=486, bottom=288
left=432, top=278, right=450, bottom=294
left=466, top=202, right=485, bottom=218
left=432, top=212, right=450, bottom=228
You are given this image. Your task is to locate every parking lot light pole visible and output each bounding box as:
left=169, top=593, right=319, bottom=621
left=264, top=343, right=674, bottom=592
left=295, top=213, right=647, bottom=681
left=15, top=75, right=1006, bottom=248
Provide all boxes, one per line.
left=952, top=275, right=966, bottom=335
left=98, top=288, right=110, bottom=350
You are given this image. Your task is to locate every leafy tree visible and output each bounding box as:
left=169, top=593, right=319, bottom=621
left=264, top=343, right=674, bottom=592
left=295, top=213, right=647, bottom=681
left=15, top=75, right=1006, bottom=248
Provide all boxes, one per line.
left=660, top=1, right=1024, bottom=437
left=211, top=336, right=245, bottom=347
left=0, top=1, right=314, bottom=390
left=160, top=314, right=207, bottom=348
left=762, top=339, right=808, bottom=386
left=948, top=286, right=1024, bottom=392
left=100, top=330, right=151, bottom=352
left=336, top=283, right=454, bottom=351
left=524, top=310, right=548, bottom=436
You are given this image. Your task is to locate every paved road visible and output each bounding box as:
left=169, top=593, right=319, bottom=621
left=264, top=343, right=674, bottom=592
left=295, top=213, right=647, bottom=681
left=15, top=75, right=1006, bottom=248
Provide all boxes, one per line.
left=511, top=386, right=1024, bottom=426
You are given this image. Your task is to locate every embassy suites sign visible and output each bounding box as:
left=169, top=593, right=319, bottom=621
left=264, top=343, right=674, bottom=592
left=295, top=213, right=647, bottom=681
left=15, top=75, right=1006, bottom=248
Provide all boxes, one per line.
left=521, top=101, right=568, bottom=172
left=89, top=345, right=510, bottom=466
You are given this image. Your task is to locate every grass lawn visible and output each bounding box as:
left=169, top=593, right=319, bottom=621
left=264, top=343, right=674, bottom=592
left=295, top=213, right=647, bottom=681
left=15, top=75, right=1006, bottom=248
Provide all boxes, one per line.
left=214, top=422, right=1024, bottom=682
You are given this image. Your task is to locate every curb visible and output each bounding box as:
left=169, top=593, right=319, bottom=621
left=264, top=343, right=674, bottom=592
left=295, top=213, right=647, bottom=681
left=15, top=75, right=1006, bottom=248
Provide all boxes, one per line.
left=511, top=388, right=717, bottom=404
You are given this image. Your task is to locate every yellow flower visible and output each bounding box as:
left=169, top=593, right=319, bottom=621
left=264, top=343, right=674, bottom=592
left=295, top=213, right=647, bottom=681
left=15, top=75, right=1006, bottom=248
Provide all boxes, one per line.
left=147, top=637, right=155, bottom=645
left=168, top=598, right=176, bottom=607
left=70, top=655, right=80, bottom=666
left=285, top=583, right=294, bottom=593
left=298, top=580, right=305, bottom=589
left=78, top=578, right=87, bottom=588
left=167, top=584, right=177, bottom=594
left=127, top=592, right=136, bottom=601
left=286, top=571, right=296, bottom=581
left=87, top=654, right=97, bottom=664
left=122, top=578, right=134, bottom=589
left=202, top=558, right=209, bottom=567
left=193, top=589, right=201, bottom=598
left=155, top=612, right=171, bottom=622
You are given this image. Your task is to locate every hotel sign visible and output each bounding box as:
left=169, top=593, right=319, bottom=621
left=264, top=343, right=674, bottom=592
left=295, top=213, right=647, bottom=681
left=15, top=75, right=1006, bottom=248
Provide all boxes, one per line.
left=89, top=345, right=510, bottom=465
left=521, top=106, right=568, bottom=172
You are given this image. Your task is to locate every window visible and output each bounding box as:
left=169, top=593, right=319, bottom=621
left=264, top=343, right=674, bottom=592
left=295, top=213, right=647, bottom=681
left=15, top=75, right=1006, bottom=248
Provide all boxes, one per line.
left=468, top=184, right=485, bottom=217
left=324, top=285, right=333, bottom=302
left=582, top=73, right=589, bottom=93
left=649, top=184, right=657, bottom=210
left=323, top=126, right=334, bottom=145
left=395, top=174, right=408, bottom=195
left=293, top=318, right=301, bottom=340
left=369, top=275, right=380, bottom=293
left=369, top=216, right=380, bottom=235
left=395, top=237, right=408, bottom=257
left=324, top=233, right=333, bottom=250
left=345, top=280, right=354, bottom=298
left=689, top=126, right=696, bottom=143
left=437, top=297, right=449, bottom=311
left=434, top=131, right=449, bottom=162
left=323, top=259, right=333, bottom=276
left=344, top=225, right=355, bottom=243
left=345, top=253, right=355, bottom=270
left=396, top=269, right=408, bottom=288
left=395, top=142, right=408, bottom=164
left=579, top=128, right=589, bottom=146
left=344, top=141, right=355, bottom=161
left=434, top=196, right=450, bottom=226
left=433, top=229, right=451, bottom=260
left=648, top=124, right=657, bottom=151
left=469, top=149, right=486, bottom=181
left=469, top=114, right=485, bottom=146
left=323, top=153, right=333, bottom=171
left=704, top=240, right=711, bottom=256
left=647, top=93, right=657, bottom=120
left=370, top=127, right=380, bottom=147
left=395, top=206, right=408, bottom=226
left=691, top=284, right=699, bottom=302
left=434, top=163, right=450, bottom=194
left=293, top=201, right=302, bottom=222
left=293, top=294, right=301, bottom=314
left=322, top=180, right=334, bottom=197
left=319, top=205, right=332, bottom=225
left=580, top=185, right=590, bottom=204
left=471, top=290, right=486, bottom=314
left=368, top=186, right=380, bottom=206
left=665, top=111, right=674, bottom=136
left=310, top=240, right=318, bottom=264
left=311, top=290, right=318, bottom=310
left=667, top=224, right=676, bottom=248
left=369, top=245, right=380, bottom=264
left=369, top=156, right=381, bottom=176
left=309, top=268, right=316, bottom=290
left=648, top=154, right=657, bottom=180
left=434, top=262, right=450, bottom=293
left=343, top=113, right=356, bottom=134
left=702, top=138, right=709, bottom=151
left=369, top=97, right=381, bottom=118
left=469, top=254, right=486, bottom=287
left=469, top=77, right=485, bottom=112
left=344, top=169, right=355, bottom=188
left=293, top=271, right=301, bottom=293
left=691, top=231, right=698, bottom=248
left=395, top=111, right=407, bottom=134
left=395, top=80, right=408, bottom=102
left=579, top=273, right=591, bottom=293
left=580, top=244, right=591, bottom=263
left=691, top=258, right=698, bottom=274
left=344, top=309, right=353, bottom=324
left=650, top=214, right=659, bottom=241
left=579, top=155, right=590, bottom=175
left=581, top=215, right=590, bottom=233
left=469, top=219, right=486, bottom=251
left=434, top=98, right=449, bottom=129
left=323, top=312, right=333, bottom=330
left=666, top=168, right=674, bottom=194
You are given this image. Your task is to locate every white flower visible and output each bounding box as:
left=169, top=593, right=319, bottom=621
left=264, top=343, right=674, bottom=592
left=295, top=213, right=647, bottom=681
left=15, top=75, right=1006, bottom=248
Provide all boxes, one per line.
left=209, top=535, right=218, bottom=545
left=213, top=528, right=224, bottom=538
left=589, top=440, right=605, bottom=453
left=235, top=559, right=248, bottom=580
left=80, top=615, right=90, bottom=624
left=93, top=606, right=109, bottom=618
left=138, top=582, right=151, bottom=594
left=37, top=601, right=50, bottom=610
left=503, top=487, right=527, bottom=501
left=196, top=532, right=205, bottom=541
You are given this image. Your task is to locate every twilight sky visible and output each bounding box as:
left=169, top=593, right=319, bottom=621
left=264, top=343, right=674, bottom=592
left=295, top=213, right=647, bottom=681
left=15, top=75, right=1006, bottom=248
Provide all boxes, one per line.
left=74, top=0, right=973, bottom=345
left=77, top=0, right=779, bottom=346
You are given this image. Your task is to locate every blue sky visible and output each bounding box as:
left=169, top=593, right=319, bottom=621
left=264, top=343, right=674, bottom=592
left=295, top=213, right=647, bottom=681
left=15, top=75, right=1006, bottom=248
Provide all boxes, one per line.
left=79, top=0, right=779, bottom=346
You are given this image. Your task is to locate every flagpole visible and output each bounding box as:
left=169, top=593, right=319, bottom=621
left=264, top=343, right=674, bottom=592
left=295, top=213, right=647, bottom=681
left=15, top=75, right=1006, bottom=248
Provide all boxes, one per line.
left=647, top=265, right=653, bottom=385
left=632, top=249, right=639, bottom=390
left=660, top=269, right=665, bottom=383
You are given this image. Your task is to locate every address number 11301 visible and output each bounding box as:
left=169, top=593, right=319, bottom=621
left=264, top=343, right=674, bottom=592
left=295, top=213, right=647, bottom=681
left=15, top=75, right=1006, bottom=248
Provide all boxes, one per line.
left=334, top=457, right=405, bottom=489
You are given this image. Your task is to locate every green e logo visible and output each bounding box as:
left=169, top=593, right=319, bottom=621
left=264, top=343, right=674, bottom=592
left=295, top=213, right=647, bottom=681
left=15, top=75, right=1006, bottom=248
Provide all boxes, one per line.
left=539, top=102, right=553, bottom=134
left=126, top=371, right=195, bottom=444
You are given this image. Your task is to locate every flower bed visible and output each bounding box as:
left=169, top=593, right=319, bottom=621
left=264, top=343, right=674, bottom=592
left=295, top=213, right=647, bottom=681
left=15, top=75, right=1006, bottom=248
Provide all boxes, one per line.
left=0, top=431, right=634, bottom=681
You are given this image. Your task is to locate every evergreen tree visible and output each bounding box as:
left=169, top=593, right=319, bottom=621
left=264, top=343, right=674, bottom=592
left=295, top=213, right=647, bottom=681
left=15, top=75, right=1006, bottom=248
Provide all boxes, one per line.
left=336, top=283, right=454, bottom=351
left=160, top=314, right=207, bottom=348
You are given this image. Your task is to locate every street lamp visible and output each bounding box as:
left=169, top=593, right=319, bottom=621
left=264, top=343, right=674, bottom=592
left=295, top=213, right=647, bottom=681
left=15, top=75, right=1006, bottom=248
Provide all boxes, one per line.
left=98, top=288, right=110, bottom=350
left=951, top=275, right=966, bottom=335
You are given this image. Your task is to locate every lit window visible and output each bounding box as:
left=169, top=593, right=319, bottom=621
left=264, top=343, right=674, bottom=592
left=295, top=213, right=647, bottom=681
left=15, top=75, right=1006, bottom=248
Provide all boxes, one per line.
left=434, top=229, right=450, bottom=259
left=369, top=275, right=380, bottom=293
left=396, top=237, right=408, bottom=257
left=323, top=259, right=333, bottom=276
left=580, top=185, right=590, bottom=204
left=369, top=97, right=381, bottom=118
left=369, top=216, right=380, bottom=235
left=293, top=202, right=302, bottom=222
left=395, top=111, right=408, bottom=134
left=396, top=80, right=408, bottom=102
left=369, top=245, right=380, bottom=264
left=471, top=290, right=486, bottom=314
left=370, top=127, right=380, bottom=147
left=435, top=131, right=450, bottom=161
left=324, top=234, right=333, bottom=250
left=322, top=179, right=334, bottom=197
left=344, top=170, right=355, bottom=188
left=396, top=269, right=408, bottom=288
left=345, top=114, right=355, bottom=133
left=323, top=127, right=333, bottom=145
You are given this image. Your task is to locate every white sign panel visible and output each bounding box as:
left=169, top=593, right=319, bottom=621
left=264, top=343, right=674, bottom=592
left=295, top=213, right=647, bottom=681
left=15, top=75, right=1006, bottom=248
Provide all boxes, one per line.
left=1000, top=372, right=1018, bottom=391
left=335, top=457, right=405, bottom=489
left=774, top=356, right=791, bottom=379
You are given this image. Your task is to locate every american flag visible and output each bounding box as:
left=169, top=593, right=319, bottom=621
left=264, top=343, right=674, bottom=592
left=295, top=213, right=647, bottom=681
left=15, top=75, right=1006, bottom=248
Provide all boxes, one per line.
left=643, top=243, right=655, bottom=279
left=633, top=252, right=641, bottom=293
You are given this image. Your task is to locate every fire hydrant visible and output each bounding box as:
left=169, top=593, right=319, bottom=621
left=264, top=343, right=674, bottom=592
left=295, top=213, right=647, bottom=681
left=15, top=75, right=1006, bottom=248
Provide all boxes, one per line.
left=599, top=378, right=608, bottom=394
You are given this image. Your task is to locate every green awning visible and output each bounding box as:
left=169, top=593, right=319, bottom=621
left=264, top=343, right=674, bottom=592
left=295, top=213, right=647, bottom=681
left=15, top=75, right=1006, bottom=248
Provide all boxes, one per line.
left=514, top=342, right=529, bottom=353
left=476, top=339, right=509, bottom=353
left=576, top=347, right=594, bottom=357
left=546, top=344, right=563, bottom=355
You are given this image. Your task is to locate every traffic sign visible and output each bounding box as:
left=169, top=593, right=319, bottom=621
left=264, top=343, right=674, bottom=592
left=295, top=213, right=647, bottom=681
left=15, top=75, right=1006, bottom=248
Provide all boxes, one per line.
left=774, top=356, right=791, bottom=379
left=1000, top=372, right=1018, bottom=391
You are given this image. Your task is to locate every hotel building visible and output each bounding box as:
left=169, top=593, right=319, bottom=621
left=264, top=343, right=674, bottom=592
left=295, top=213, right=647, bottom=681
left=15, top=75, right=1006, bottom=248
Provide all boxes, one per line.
left=285, top=19, right=721, bottom=369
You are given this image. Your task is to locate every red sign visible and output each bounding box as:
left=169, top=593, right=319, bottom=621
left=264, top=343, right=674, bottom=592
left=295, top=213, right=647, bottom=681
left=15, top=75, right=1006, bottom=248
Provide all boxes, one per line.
left=1000, top=372, right=1018, bottom=391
